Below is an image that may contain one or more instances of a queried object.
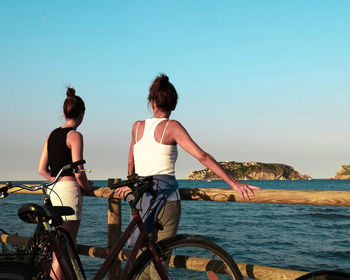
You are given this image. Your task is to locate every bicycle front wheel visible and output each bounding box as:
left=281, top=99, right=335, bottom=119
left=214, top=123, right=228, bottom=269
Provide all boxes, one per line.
left=129, top=234, right=243, bottom=280
left=0, top=261, right=39, bottom=280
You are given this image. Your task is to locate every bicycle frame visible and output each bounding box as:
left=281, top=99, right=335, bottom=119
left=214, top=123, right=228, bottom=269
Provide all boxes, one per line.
left=92, top=208, right=168, bottom=280
left=50, top=203, right=168, bottom=280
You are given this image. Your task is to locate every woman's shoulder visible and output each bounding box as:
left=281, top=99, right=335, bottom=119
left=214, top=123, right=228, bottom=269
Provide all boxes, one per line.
left=67, top=130, right=83, bottom=141
left=50, top=126, right=75, bottom=134
left=49, top=127, right=62, bottom=134
left=132, top=120, right=145, bottom=129
left=133, top=119, right=145, bottom=124
left=48, top=127, right=69, bottom=139
left=168, top=119, right=183, bottom=129
left=167, top=120, right=190, bottom=138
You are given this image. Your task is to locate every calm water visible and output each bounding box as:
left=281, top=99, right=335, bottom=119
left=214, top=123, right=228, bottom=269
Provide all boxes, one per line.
left=1, top=179, right=350, bottom=278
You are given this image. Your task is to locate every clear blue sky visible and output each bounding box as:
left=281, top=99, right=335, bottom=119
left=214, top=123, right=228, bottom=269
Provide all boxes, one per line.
left=1, top=0, right=349, bottom=180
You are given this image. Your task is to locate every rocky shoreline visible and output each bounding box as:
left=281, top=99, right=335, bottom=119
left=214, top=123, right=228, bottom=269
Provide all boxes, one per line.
left=332, top=165, right=350, bottom=179
left=186, top=161, right=311, bottom=180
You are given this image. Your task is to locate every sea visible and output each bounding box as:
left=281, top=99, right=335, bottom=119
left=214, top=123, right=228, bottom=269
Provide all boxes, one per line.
left=1, top=179, right=350, bottom=278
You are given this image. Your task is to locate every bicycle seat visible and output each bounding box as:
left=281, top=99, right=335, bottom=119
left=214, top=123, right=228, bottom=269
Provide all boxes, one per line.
left=18, top=203, right=75, bottom=224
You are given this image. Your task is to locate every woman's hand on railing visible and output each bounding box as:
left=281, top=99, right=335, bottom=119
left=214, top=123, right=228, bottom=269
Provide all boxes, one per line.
left=229, top=176, right=260, bottom=201
left=113, top=186, right=132, bottom=199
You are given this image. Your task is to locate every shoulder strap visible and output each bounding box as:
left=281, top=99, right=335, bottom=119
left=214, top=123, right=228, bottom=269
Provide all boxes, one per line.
left=160, top=120, right=170, bottom=144
left=135, top=121, right=140, bottom=143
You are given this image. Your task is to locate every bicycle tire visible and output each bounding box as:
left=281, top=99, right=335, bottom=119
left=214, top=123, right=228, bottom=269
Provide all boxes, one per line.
left=128, top=234, right=243, bottom=280
left=0, top=261, right=39, bottom=280
left=56, top=229, right=86, bottom=280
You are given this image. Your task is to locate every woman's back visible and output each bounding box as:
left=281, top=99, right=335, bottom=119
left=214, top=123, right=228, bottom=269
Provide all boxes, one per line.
left=47, top=127, right=75, bottom=177
left=133, top=118, right=177, bottom=176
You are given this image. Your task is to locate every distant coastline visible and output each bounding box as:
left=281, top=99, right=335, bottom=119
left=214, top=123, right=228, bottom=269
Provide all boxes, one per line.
left=186, top=161, right=350, bottom=180
left=186, top=161, right=311, bottom=180
left=332, top=165, right=350, bottom=179
left=1, top=164, right=349, bottom=182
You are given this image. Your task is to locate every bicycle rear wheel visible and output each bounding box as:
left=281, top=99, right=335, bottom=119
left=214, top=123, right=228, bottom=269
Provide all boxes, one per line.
left=129, top=234, right=243, bottom=280
left=0, top=261, right=39, bottom=280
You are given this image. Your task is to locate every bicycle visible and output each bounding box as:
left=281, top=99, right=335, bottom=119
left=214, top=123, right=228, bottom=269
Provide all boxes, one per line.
left=0, top=160, right=87, bottom=280
left=109, top=175, right=243, bottom=280
left=0, top=165, right=243, bottom=280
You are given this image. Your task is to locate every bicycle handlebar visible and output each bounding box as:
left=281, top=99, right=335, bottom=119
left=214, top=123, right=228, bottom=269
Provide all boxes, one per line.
left=0, top=159, right=87, bottom=200
left=109, top=174, right=144, bottom=189
left=62, top=159, right=86, bottom=173
left=110, top=174, right=157, bottom=206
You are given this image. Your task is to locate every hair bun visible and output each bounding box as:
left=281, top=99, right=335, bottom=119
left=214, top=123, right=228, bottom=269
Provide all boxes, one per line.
left=66, top=87, right=76, bottom=98
left=159, top=74, right=169, bottom=83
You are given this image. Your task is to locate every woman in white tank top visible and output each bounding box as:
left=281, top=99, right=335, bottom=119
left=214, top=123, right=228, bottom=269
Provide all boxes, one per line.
left=115, top=74, right=260, bottom=247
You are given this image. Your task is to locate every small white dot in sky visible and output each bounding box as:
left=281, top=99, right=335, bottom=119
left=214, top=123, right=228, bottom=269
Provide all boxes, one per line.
left=42, top=13, right=47, bottom=19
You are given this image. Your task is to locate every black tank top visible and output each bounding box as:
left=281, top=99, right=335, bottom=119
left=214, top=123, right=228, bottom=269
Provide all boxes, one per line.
left=47, top=127, right=75, bottom=177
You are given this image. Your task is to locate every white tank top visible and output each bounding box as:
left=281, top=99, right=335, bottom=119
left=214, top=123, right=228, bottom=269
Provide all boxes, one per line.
left=134, top=118, right=178, bottom=176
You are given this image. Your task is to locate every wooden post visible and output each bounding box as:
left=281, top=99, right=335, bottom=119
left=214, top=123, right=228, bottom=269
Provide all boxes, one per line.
left=107, top=178, right=122, bottom=280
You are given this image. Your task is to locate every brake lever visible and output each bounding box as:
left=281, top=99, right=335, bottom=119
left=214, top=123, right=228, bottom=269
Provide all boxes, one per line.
left=0, top=182, right=11, bottom=199
left=0, top=190, right=8, bottom=199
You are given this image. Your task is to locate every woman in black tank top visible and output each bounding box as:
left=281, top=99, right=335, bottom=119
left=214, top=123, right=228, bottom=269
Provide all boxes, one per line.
left=38, top=87, right=92, bottom=279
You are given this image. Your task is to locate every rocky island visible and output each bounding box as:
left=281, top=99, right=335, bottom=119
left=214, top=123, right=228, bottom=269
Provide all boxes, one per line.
left=332, top=165, right=350, bottom=179
left=186, top=161, right=311, bottom=180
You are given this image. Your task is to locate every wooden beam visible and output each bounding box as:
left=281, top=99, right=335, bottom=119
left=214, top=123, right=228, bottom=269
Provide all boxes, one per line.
left=178, top=188, right=350, bottom=206
left=0, top=233, right=29, bottom=246
left=2, top=184, right=350, bottom=206
left=236, top=262, right=307, bottom=280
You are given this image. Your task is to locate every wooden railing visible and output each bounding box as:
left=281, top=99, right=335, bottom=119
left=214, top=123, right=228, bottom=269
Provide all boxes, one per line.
left=1, top=180, right=350, bottom=280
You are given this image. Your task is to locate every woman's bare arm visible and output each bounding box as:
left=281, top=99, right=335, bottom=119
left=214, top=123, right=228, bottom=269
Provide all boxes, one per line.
left=38, top=138, right=51, bottom=181
left=67, top=131, right=92, bottom=192
left=128, top=121, right=139, bottom=176
left=170, top=121, right=260, bottom=200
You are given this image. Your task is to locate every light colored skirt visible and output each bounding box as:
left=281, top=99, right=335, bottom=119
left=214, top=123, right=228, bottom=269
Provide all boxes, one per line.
left=48, top=180, right=82, bottom=221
